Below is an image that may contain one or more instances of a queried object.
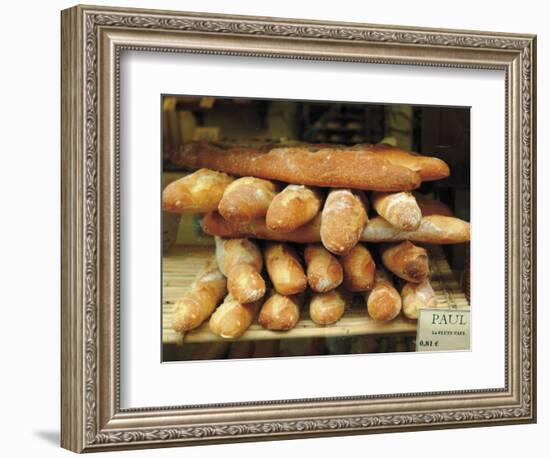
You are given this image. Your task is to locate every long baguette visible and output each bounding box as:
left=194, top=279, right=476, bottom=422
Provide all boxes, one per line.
left=215, top=237, right=266, bottom=303
left=202, top=212, right=470, bottom=244
left=320, top=189, right=368, bottom=255
left=172, top=258, right=227, bottom=332
left=371, top=191, right=422, bottom=231
left=362, top=215, right=470, bottom=244
left=218, top=176, right=278, bottom=222
left=209, top=294, right=262, bottom=339
left=352, top=144, right=450, bottom=181
left=162, top=168, right=234, bottom=214
left=304, top=244, right=343, bottom=293
left=264, top=243, right=307, bottom=296
left=258, top=292, right=304, bottom=331
left=309, top=289, right=347, bottom=325
left=173, top=142, right=422, bottom=191
left=380, top=241, right=429, bottom=283
left=266, top=185, right=323, bottom=232
left=365, top=268, right=402, bottom=323
left=341, top=244, right=376, bottom=292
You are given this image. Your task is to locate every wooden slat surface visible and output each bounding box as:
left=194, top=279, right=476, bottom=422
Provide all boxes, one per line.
left=162, top=245, right=469, bottom=345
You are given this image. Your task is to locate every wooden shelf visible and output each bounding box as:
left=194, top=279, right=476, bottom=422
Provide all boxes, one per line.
left=162, top=245, right=469, bottom=346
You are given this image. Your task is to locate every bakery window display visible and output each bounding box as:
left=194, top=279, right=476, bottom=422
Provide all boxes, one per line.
left=161, top=96, right=470, bottom=362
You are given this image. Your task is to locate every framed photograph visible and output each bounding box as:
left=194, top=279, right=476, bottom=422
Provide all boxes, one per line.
left=61, top=4, right=537, bottom=453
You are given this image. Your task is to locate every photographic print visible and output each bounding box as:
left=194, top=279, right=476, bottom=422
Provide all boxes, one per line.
left=161, top=96, right=471, bottom=362
left=61, top=5, right=535, bottom=451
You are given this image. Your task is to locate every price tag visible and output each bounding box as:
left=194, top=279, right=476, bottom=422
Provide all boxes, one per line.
left=416, top=309, right=470, bottom=352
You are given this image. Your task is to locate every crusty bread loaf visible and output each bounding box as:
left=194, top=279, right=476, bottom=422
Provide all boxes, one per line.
left=218, top=176, right=278, bottom=222
left=414, top=192, right=454, bottom=217
left=203, top=211, right=322, bottom=242
left=226, top=263, right=267, bottom=304
left=208, top=293, right=262, bottom=339
left=341, top=244, right=376, bottom=292
left=266, top=185, right=323, bottom=232
left=401, top=279, right=437, bottom=320
left=264, top=243, right=307, bottom=296
left=173, top=142, right=422, bottom=191
left=304, top=244, right=343, bottom=292
left=172, top=258, right=227, bottom=332
left=362, top=215, right=470, bottom=244
left=371, top=191, right=422, bottom=231
left=309, top=289, right=347, bottom=325
left=258, top=292, right=304, bottom=330
left=202, top=212, right=470, bottom=244
left=162, top=168, right=234, bottom=214
left=320, top=189, right=368, bottom=255
left=380, top=241, right=429, bottom=283
left=365, top=269, right=402, bottom=323
left=215, top=237, right=266, bottom=303
left=353, top=144, right=450, bottom=181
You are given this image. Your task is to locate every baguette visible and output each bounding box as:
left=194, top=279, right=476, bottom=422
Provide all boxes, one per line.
left=362, top=215, right=470, bottom=244
left=173, top=142, right=422, bottom=191
left=320, top=189, right=368, bottom=255
left=208, top=294, right=262, bottom=339
left=162, top=168, right=233, bottom=214
left=371, top=191, right=422, bottom=231
left=365, top=269, right=402, bottom=323
left=203, top=211, right=322, bottom=243
left=266, top=185, right=323, bottom=232
left=258, top=292, right=304, bottom=330
left=353, top=144, right=450, bottom=181
left=264, top=243, right=307, bottom=295
left=215, top=237, right=266, bottom=303
left=401, top=279, right=437, bottom=320
left=341, top=244, right=376, bottom=292
left=218, top=176, right=278, bottom=222
left=172, top=258, right=227, bottom=332
left=304, top=244, right=343, bottom=292
left=202, top=212, right=470, bottom=244
left=380, top=241, right=429, bottom=283
left=309, top=289, right=347, bottom=325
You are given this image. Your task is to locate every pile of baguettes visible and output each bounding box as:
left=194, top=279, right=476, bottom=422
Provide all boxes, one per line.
left=163, top=141, right=470, bottom=340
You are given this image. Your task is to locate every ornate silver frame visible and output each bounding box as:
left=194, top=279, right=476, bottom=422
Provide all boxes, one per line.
left=61, top=4, right=536, bottom=453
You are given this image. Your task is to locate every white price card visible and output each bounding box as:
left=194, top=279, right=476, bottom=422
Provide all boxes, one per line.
left=416, top=309, right=470, bottom=352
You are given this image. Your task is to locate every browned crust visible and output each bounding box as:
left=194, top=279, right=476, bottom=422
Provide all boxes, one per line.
left=266, top=185, right=323, bottom=232
left=309, top=289, right=346, bottom=325
left=202, top=212, right=470, bottom=244
left=366, top=269, right=402, bottom=323
left=173, top=142, right=423, bottom=191
left=320, top=189, right=368, bottom=255
left=380, top=241, right=429, bottom=283
left=258, top=293, right=304, bottom=330
left=162, top=168, right=234, bottom=214
left=341, top=244, right=376, bottom=292
left=264, top=243, right=307, bottom=296
left=304, top=244, right=343, bottom=293
left=355, top=144, right=450, bottom=181
left=218, top=177, right=277, bottom=222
